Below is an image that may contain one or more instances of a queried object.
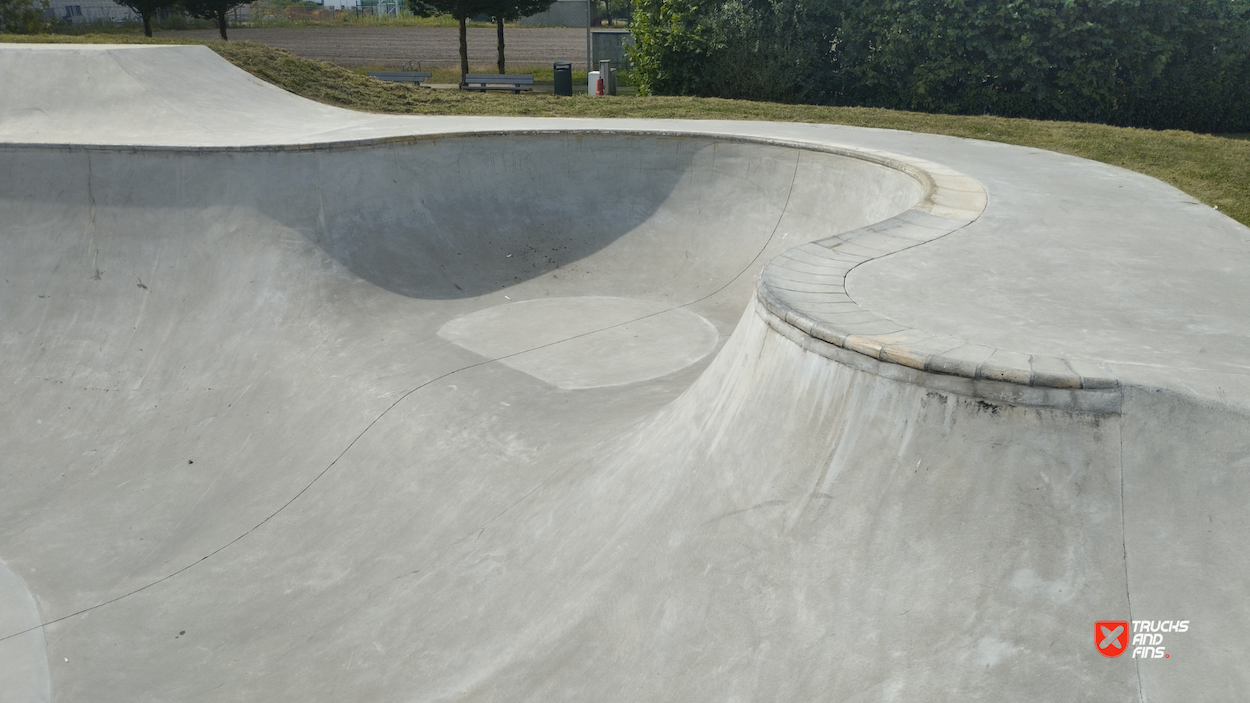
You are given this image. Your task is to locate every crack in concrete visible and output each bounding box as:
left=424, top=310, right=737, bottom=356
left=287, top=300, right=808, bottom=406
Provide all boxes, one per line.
left=1119, top=415, right=1144, bottom=702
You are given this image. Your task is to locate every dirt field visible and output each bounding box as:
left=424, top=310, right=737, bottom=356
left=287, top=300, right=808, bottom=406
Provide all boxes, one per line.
left=164, top=27, right=588, bottom=69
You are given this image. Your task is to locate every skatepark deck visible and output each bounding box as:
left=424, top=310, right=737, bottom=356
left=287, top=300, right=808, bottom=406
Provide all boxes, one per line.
left=2, top=43, right=1249, bottom=702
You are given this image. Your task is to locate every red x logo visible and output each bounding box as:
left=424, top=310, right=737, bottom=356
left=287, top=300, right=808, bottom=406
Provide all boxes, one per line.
left=1096, top=621, right=1129, bottom=657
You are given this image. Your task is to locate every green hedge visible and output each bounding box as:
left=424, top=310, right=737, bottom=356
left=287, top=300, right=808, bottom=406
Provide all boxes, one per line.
left=629, top=0, right=1250, bottom=132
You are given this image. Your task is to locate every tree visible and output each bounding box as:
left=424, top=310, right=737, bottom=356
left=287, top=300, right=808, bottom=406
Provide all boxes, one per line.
left=408, top=0, right=496, bottom=84
left=113, top=0, right=172, bottom=37
left=488, top=0, right=555, bottom=73
left=0, top=0, right=49, bottom=33
left=178, top=0, right=247, bottom=40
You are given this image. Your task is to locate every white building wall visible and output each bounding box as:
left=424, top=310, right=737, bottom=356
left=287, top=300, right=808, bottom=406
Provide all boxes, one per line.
left=46, top=0, right=138, bottom=23
left=518, top=0, right=590, bottom=27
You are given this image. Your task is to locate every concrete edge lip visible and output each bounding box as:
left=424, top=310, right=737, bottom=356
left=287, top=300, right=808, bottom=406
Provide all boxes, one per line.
left=755, top=299, right=1124, bottom=415
left=746, top=142, right=1122, bottom=407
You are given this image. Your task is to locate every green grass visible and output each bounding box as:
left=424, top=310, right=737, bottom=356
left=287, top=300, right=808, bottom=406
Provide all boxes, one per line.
left=351, top=65, right=612, bottom=87
left=47, top=17, right=220, bottom=34
left=2, top=33, right=201, bottom=44
left=43, top=11, right=505, bottom=33
left=5, top=34, right=1249, bottom=228
left=238, top=12, right=467, bottom=28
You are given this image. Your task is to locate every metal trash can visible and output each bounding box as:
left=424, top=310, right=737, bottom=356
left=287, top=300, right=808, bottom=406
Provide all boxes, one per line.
left=553, top=61, right=573, bottom=97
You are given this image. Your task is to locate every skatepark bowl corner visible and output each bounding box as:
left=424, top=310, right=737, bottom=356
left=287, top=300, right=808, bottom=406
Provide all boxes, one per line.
left=2, top=42, right=1250, bottom=702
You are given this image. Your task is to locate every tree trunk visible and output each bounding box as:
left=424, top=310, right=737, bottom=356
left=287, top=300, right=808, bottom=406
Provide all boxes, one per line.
left=603, top=0, right=611, bottom=25
left=217, top=10, right=228, bottom=40
left=496, top=16, right=505, bottom=74
left=142, top=12, right=152, bottom=37
left=458, top=16, right=468, bottom=84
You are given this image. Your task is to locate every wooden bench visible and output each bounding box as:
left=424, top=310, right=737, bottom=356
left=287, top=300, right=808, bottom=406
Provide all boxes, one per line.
left=461, top=74, right=534, bottom=93
left=367, top=71, right=433, bottom=86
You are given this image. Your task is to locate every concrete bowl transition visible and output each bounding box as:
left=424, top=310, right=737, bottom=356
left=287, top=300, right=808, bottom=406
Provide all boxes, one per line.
left=2, top=43, right=1250, bottom=702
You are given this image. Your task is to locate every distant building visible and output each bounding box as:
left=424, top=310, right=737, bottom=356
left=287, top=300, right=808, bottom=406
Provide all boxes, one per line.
left=45, top=0, right=137, bottom=24
left=42, top=0, right=252, bottom=24
left=592, top=29, right=633, bottom=70
left=317, top=0, right=362, bottom=9
left=518, top=0, right=589, bottom=27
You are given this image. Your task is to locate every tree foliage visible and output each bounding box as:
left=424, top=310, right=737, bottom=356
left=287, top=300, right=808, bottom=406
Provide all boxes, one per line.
left=629, top=0, right=1250, bottom=132
left=490, top=0, right=556, bottom=73
left=409, top=0, right=496, bottom=81
left=113, top=0, right=173, bottom=36
left=490, top=0, right=555, bottom=22
left=179, top=0, right=248, bottom=39
left=1, top=0, right=50, bottom=33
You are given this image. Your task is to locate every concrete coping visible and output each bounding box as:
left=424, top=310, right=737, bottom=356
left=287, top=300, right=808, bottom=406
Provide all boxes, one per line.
left=747, top=138, right=1121, bottom=400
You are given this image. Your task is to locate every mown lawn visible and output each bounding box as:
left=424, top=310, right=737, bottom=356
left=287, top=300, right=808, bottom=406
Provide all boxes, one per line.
left=5, top=34, right=1250, bottom=228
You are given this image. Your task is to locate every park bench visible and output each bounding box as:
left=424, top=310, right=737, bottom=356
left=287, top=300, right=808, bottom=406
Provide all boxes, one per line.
left=367, top=71, right=433, bottom=86
left=461, top=74, right=535, bottom=93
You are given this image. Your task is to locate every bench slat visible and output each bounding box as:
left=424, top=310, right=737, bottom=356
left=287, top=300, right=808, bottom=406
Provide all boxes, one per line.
left=367, top=71, right=433, bottom=83
left=464, top=74, right=535, bottom=85
left=462, top=86, right=535, bottom=92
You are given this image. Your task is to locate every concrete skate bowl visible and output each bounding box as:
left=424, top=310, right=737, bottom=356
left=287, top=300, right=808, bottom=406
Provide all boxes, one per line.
left=5, top=45, right=1250, bottom=703
left=0, top=132, right=932, bottom=700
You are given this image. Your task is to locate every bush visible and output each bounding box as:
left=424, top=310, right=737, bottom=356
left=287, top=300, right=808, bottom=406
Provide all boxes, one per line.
left=1, top=0, right=50, bottom=33
left=630, top=0, right=835, bottom=103
left=629, top=0, right=1250, bottom=132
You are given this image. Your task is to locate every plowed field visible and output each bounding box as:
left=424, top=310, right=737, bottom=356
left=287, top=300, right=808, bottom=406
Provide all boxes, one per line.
left=166, top=26, right=587, bottom=69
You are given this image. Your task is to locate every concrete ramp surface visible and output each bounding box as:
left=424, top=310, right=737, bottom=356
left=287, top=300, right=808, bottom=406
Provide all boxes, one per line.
left=2, top=44, right=1250, bottom=702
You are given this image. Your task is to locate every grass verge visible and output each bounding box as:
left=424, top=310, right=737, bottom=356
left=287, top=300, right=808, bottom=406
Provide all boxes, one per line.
left=350, top=65, right=596, bottom=86
left=4, top=34, right=1249, bottom=227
